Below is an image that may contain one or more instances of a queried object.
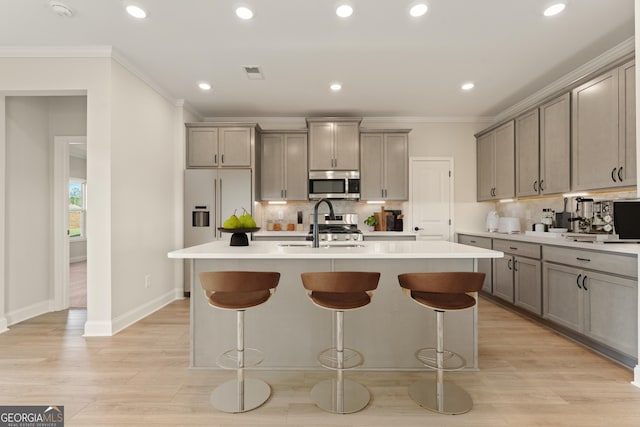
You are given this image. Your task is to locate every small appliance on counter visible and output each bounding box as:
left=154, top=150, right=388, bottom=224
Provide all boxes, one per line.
left=486, top=210, right=499, bottom=232
left=497, top=217, right=521, bottom=234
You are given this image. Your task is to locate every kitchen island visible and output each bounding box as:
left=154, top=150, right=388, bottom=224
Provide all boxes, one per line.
left=168, top=240, right=503, bottom=370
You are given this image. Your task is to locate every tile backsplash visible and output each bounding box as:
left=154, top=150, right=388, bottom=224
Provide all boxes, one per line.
left=256, top=201, right=407, bottom=231
left=494, top=190, right=637, bottom=232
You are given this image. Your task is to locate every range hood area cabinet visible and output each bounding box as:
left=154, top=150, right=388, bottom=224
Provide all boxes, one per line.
left=572, top=59, right=636, bottom=191
left=515, top=93, right=571, bottom=198
left=476, top=120, right=515, bottom=201
left=186, top=123, right=258, bottom=168
left=259, top=131, right=308, bottom=201
left=360, top=129, right=410, bottom=201
left=307, top=118, right=361, bottom=170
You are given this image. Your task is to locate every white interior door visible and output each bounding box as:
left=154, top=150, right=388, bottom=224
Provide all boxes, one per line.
left=410, top=157, right=453, bottom=241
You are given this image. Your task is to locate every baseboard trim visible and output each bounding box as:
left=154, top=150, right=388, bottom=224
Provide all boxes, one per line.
left=83, top=321, right=113, bottom=337
left=6, top=300, right=54, bottom=326
left=111, top=289, right=181, bottom=335
left=0, top=317, right=8, bottom=334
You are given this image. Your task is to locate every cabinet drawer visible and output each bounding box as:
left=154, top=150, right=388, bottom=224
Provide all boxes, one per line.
left=543, top=245, right=637, bottom=278
left=493, top=239, right=541, bottom=259
left=457, top=234, right=491, bottom=249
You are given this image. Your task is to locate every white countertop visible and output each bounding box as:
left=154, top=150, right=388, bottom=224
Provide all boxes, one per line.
left=456, top=230, right=640, bottom=256
left=253, top=230, right=416, bottom=237
left=168, top=240, right=503, bottom=260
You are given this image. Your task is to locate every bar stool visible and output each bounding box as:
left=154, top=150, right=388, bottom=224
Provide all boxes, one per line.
left=301, top=271, right=380, bottom=414
left=199, top=271, right=280, bottom=413
left=398, top=272, right=485, bottom=415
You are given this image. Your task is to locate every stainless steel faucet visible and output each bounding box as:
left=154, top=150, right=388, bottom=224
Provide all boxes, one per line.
left=312, top=198, right=335, bottom=248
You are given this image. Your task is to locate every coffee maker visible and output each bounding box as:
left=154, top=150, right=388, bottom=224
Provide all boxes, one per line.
left=570, top=197, right=614, bottom=234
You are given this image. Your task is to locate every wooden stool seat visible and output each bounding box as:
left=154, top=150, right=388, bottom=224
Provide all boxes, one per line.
left=199, top=271, right=280, bottom=413
left=309, top=291, right=371, bottom=310
left=409, top=291, right=476, bottom=311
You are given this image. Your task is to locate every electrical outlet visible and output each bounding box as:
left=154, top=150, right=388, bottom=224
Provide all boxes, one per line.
left=144, top=274, right=151, bottom=288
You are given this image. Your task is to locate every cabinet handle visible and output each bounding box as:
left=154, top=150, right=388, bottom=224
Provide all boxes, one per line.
left=513, top=259, right=518, bottom=272
left=533, top=180, right=538, bottom=192
left=469, top=240, right=477, bottom=243
left=582, top=275, right=588, bottom=291
left=509, top=246, right=518, bottom=250
left=618, top=166, right=624, bottom=182
left=576, top=257, right=591, bottom=262
left=539, top=179, right=544, bottom=192
left=507, top=259, right=512, bottom=270
left=284, top=189, right=287, bottom=198
left=214, top=154, right=217, bottom=164
left=221, top=154, right=225, bottom=164
left=577, top=274, right=582, bottom=289
left=611, top=167, right=618, bottom=182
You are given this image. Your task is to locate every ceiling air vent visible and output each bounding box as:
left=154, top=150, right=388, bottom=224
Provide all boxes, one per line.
left=243, top=66, right=264, bottom=80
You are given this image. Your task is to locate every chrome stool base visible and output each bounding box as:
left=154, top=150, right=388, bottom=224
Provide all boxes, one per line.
left=210, top=377, right=271, bottom=413
left=217, top=347, right=264, bottom=369
left=310, top=377, right=370, bottom=414
left=408, top=379, right=472, bottom=415
left=318, top=347, right=364, bottom=370
left=415, top=348, right=466, bottom=371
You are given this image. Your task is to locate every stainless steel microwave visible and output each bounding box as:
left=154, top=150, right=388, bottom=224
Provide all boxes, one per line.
left=308, top=171, right=360, bottom=200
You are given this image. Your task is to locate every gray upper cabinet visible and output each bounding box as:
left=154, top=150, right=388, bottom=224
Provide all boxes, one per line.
left=619, top=60, right=636, bottom=186
left=186, top=125, right=253, bottom=168
left=572, top=60, right=636, bottom=190
left=307, top=119, right=361, bottom=170
left=516, top=93, right=571, bottom=198
left=515, top=108, right=540, bottom=197
left=539, top=93, right=571, bottom=195
left=260, top=133, right=308, bottom=201
left=360, top=130, right=409, bottom=201
left=477, top=120, right=515, bottom=201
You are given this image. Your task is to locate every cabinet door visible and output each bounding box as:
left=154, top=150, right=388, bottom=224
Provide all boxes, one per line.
left=383, top=134, right=408, bottom=200
left=219, top=127, right=251, bottom=167
left=187, top=128, right=218, bottom=167
left=514, top=257, right=542, bottom=315
left=493, top=256, right=514, bottom=303
left=572, top=70, right=620, bottom=190
left=542, top=263, right=582, bottom=332
left=540, top=93, right=571, bottom=195
left=360, top=134, right=384, bottom=200
left=476, top=132, right=495, bottom=201
left=334, top=122, right=359, bottom=170
left=583, top=270, right=638, bottom=356
left=515, top=109, right=540, bottom=197
left=619, top=60, right=636, bottom=186
left=493, top=121, right=515, bottom=199
left=260, top=135, right=284, bottom=200
left=309, top=122, right=334, bottom=170
left=284, top=134, right=308, bottom=200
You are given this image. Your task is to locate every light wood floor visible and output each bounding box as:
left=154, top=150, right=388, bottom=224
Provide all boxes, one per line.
left=1, top=297, right=640, bottom=426
left=69, top=261, right=86, bottom=308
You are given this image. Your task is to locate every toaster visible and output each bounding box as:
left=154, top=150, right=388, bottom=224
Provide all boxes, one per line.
left=498, top=217, right=521, bottom=234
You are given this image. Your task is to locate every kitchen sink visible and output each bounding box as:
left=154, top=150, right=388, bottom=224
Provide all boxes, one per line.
left=277, top=243, right=365, bottom=248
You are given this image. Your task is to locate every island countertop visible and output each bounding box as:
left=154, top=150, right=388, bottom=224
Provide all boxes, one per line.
left=168, top=239, right=504, bottom=260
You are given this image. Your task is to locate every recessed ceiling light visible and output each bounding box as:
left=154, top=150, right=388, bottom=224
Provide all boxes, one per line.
left=198, top=82, right=212, bottom=91
left=126, top=5, right=147, bottom=19
left=461, top=82, right=475, bottom=91
left=236, top=7, right=254, bottom=20
left=49, top=1, right=74, bottom=17
left=409, top=3, right=428, bottom=17
left=336, top=4, right=353, bottom=18
left=543, top=3, right=566, bottom=17
left=330, top=83, right=342, bottom=91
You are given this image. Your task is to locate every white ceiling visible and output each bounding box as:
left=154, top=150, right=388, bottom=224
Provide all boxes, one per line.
left=0, top=0, right=634, bottom=119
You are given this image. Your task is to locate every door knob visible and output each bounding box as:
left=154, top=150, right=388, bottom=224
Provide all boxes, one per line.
left=414, top=227, right=424, bottom=231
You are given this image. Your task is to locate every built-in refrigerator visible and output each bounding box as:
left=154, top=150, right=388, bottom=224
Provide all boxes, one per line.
left=184, top=168, right=252, bottom=295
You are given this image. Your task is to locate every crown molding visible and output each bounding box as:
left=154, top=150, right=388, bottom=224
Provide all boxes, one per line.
left=494, top=36, right=635, bottom=122
left=202, top=116, right=494, bottom=127
left=0, top=45, right=113, bottom=57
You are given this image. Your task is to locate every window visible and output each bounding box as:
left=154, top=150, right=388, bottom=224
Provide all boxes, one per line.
left=69, top=179, right=86, bottom=239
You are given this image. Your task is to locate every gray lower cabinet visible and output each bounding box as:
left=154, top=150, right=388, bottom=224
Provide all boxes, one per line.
left=476, top=120, right=515, bottom=201
left=543, top=261, right=638, bottom=357
left=260, top=132, right=308, bottom=201
left=360, top=130, right=409, bottom=201
left=457, top=234, right=492, bottom=293
left=491, top=239, right=542, bottom=314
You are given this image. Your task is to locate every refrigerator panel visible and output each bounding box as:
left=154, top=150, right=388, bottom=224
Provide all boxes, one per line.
left=218, top=169, right=252, bottom=236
